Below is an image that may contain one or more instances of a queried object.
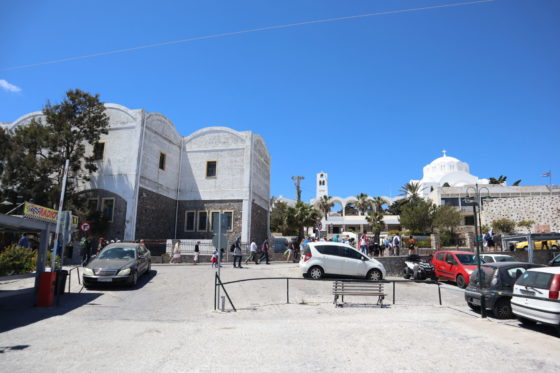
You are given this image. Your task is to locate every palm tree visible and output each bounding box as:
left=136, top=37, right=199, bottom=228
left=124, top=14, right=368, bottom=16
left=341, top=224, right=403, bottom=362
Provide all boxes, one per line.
left=288, top=201, right=321, bottom=239
left=366, top=210, right=385, bottom=244
left=399, top=181, right=422, bottom=200
left=489, top=175, right=507, bottom=185
left=355, top=193, right=372, bottom=216
left=316, top=195, right=334, bottom=221
left=371, top=196, right=388, bottom=213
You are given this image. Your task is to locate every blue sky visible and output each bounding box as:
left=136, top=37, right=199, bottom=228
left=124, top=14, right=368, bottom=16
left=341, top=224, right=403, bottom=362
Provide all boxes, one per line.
left=1, top=0, right=558, bottom=201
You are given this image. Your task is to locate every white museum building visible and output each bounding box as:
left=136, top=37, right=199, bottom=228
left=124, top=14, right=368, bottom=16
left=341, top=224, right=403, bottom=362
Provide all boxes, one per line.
left=2, top=104, right=271, bottom=244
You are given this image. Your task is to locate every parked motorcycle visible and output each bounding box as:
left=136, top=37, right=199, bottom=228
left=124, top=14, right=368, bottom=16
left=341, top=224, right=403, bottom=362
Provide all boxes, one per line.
left=403, top=254, right=436, bottom=280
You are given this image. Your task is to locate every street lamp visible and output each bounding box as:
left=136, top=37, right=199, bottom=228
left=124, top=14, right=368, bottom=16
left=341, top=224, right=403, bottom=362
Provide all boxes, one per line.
left=465, top=184, right=491, bottom=319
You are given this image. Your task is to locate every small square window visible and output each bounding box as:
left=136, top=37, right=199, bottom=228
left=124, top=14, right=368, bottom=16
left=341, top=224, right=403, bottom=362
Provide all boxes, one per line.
left=206, top=161, right=216, bottom=178
left=159, top=152, right=166, bottom=170
left=87, top=198, right=98, bottom=212
left=93, top=143, right=105, bottom=161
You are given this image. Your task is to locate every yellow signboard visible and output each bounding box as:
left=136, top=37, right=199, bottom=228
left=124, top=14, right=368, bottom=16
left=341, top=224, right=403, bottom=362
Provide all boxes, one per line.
left=23, top=202, right=79, bottom=227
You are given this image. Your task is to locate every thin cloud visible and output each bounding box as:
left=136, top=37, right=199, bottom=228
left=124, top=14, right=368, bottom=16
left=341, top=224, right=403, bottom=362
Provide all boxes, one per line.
left=0, top=79, right=22, bottom=93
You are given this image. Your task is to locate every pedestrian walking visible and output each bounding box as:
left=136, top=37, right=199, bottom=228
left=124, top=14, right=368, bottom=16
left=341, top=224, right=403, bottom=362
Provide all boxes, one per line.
left=97, top=237, right=106, bottom=256
left=408, top=235, right=415, bottom=255
left=80, top=235, right=92, bottom=264
left=211, top=249, right=218, bottom=268
left=360, top=233, right=368, bottom=255
left=232, top=242, right=243, bottom=268
left=260, top=238, right=270, bottom=264
left=194, top=241, right=200, bottom=264
left=170, top=241, right=182, bottom=263
left=245, top=239, right=258, bottom=264
left=392, top=234, right=401, bottom=256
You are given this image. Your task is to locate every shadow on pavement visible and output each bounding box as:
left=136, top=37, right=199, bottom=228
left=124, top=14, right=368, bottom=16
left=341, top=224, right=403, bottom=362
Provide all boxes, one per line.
left=0, top=291, right=102, bottom=334
left=82, top=269, right=157, bottom=291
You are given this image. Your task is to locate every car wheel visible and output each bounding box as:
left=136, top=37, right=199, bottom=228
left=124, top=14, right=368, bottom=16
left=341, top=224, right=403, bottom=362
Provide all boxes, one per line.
left=456, top=274, right=467, bottom=289
left=129, top=271, right=138, bottom=287
left=308, top=266, right=324, bottom=280
left=492, top=298, right=512, bottom=319
left=517, top=316, right=536, bottom=326
left=367, top=269, right=382, bottom=281
left=403, top=269, right=411, bottom=279
left=467, top=302, right=480, bottom=311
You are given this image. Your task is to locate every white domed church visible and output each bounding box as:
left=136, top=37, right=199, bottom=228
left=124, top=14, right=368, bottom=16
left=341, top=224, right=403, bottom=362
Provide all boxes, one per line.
left=410, top=151, right=489, bottom=197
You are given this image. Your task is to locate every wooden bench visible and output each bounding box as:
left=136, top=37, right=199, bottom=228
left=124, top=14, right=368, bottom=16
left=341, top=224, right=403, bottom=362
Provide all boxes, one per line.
left=332, top=281, right=386, bottom=307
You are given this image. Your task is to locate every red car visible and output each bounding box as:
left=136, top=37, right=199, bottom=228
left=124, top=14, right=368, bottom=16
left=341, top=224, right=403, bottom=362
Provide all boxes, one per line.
left=432, top=250, right=480, bottom=288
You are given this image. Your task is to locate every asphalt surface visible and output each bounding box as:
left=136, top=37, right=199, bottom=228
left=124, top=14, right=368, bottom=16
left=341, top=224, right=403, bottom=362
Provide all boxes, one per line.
left=0, top=263, right=559, bottom=372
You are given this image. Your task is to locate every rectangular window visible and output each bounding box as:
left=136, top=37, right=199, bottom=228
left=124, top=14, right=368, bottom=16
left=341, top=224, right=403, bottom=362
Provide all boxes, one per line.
left=185, top=211, right=195, bottom=232
left=93, top=142, right=105, bottom=161
left=197, top=211, right=208, bottom=231
left=464, top=216, right=475, bottom=226
left=211, top=211, right=220, bottom=232
left=101, top=198, right=115, bottom=222
left=159, top=152, right=166, bottom=170
left=206, top=161, right=217, bottom=178
left=223, top=211, right=233, bottom=231
left=87, top=198, right=98, bottom=212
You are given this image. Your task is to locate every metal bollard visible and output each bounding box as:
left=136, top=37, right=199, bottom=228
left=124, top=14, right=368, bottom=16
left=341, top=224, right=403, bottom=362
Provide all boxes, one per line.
left=221, top=296, right=225, bottom=312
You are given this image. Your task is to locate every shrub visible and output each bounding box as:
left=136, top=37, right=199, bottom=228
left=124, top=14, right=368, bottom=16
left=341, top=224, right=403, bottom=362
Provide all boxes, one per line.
left=0, top=245, right=36, bottom=276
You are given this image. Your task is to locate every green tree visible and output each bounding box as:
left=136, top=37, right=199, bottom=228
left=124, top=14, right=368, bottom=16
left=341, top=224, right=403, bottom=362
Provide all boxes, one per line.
left=316, top=195, right=334, bottom=221
left=386, top=198, right=408, bottom=215
left=399, top=198, right=437, bottom=234
left=399, top=181, right=422, bottom=201
left=354, top=193, right=372, bottom=216
left=1, top=89, right=110, bottom=211
left=366, top=210, right=385, bottom=244
left=371, top=196, right=388, bottom=213
left=517, top=219, right=535, bottom=233
left=287, top=201, right=321, bottom=239
left=270, top=201, right=294, bottom=235
left=344, top=203, right=359, bottom=216
left=491, top=218, right=516, bottom=234
left=489, top=175, right=507, bottom=185
left=433, top=205, right=463, bottom=233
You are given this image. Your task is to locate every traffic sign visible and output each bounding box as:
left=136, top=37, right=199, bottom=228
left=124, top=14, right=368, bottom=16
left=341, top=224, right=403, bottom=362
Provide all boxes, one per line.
left=80, top=222, right=91, bottom=232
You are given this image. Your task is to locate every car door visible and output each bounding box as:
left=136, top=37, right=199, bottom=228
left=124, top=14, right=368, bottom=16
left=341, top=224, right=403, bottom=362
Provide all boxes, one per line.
left=315, top=245, right=343, bottom=275
left=340, top=247, right=368, bottom=276
left=433, top=252, right=449, bottom=279
left=446, top=254, right=460, bottom=280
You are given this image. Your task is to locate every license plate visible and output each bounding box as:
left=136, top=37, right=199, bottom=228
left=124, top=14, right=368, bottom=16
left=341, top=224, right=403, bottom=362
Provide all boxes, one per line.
left=97, top=277, right=112, bottom=282
left=470, top=297, right=481, bottom=306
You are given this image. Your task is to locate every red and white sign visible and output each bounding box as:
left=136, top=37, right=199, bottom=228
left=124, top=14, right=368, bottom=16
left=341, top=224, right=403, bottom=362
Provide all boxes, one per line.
left=80, top=222, right=91, bottom=232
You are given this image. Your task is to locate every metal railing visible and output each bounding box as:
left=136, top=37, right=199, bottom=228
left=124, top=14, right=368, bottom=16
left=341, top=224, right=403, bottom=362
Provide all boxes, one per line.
left=213, top=275, right=443, bottom=312
left=67, top=266, right=81, bottom=293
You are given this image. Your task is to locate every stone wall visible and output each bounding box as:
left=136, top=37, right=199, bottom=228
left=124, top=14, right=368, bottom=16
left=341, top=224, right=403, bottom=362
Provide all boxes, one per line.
left=250, top=202, right=269, bottom=243
left=481, top=195, right=560, bottom=232
left=177, top=199, right=243, bottom=246
left=135, top=187, right=177, bottom=239
left=80, top=189, right=127, bottom=241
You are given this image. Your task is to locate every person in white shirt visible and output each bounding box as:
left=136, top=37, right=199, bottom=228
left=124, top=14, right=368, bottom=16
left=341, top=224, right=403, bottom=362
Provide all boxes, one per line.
left=392, top=235, right=401, bottom=256
left=245, top=239, right=259, bottom=265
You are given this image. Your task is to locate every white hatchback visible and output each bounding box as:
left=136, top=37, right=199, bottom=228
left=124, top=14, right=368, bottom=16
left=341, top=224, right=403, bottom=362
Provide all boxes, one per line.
left=511, top=267, right=560, bottom=328
left=299, top=242, right=386, bottom=280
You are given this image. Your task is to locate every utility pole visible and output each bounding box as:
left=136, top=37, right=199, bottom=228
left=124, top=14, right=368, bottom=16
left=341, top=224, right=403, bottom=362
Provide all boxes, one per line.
left=291, top=176, right=304, bottom=202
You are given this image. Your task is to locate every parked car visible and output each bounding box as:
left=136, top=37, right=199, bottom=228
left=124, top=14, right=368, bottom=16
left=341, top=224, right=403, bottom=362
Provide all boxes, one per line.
left=299, top=242, right=386, bottom=280
left=515, top=240, right=558, bottom=250
left=480, top=254, right=516, bottom=263
left=464, top=262, right=543, bottom=318
left=83, top=242, right=151, bottom=288
left=511, top=267, right=560, bottom=330
left=549, top=253, right=560, bottom=267
left=432, top=250, right=482, bottom=288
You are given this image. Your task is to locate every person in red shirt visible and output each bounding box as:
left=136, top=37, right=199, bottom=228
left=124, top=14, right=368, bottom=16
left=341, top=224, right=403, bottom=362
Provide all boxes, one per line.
left=408, top=236, right=415, bottom=255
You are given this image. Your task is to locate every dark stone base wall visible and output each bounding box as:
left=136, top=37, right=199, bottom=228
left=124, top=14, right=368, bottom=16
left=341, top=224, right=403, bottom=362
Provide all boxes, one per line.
left=80, top=189, right=127, bottom=242
left=135, top=187, right=176, bottom=239
left=176, top=200, right=243, bottom=246
left=250, top=202, right=268, bottom=244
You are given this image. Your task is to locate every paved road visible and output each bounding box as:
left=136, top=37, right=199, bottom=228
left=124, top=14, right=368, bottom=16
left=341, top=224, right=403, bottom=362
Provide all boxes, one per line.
left=0, top=263, right=559, bottom=372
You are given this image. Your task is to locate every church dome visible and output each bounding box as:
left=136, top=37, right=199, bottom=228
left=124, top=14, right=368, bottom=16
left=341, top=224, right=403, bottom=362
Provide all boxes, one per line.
left=422, top=151, right=470, bottom=183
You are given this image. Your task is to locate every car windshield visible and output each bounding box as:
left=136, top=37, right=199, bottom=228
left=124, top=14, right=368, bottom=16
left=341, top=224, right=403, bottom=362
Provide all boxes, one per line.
left=98, top=247, right=136, bottom=260
left=456, top=254, right=482, bottom=265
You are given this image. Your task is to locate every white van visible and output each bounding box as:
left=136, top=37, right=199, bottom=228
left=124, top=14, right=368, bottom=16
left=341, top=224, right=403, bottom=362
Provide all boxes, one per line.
left=299, top=242, right=386, bottom=280
left=511, top=267, right=560, bottom=328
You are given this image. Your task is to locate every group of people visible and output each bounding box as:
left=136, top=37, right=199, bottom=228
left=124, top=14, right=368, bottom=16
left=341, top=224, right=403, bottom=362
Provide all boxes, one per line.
left=324, top=233, right=417, bottom=257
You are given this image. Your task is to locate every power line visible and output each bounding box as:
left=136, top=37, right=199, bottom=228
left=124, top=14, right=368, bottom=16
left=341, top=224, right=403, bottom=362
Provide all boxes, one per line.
left=0, top=0, right=495, bottom=72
